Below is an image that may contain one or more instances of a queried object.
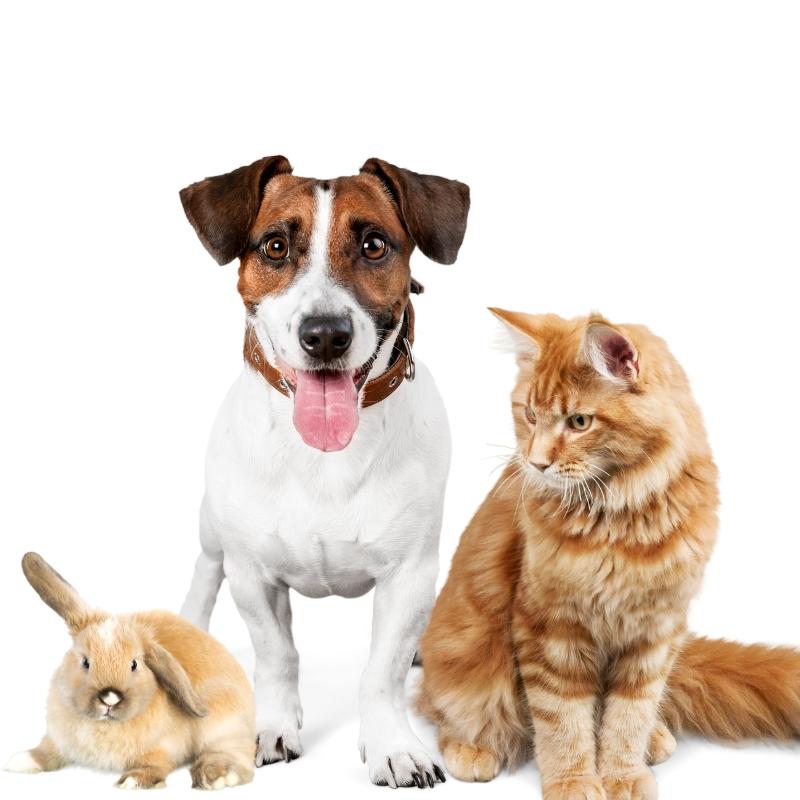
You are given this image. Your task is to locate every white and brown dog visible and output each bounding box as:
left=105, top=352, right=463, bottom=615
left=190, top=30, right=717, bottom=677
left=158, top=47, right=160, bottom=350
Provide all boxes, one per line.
left=178, top=157, right=469, bottom=788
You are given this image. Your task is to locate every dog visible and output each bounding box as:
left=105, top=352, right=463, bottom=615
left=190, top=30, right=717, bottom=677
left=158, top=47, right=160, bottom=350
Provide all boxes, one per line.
left=178, top=156, right=470, bottom=788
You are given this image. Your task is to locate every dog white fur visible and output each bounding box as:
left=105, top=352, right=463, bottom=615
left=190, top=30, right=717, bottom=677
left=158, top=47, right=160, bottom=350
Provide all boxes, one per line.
left=179, top=159, right=469, bottom=788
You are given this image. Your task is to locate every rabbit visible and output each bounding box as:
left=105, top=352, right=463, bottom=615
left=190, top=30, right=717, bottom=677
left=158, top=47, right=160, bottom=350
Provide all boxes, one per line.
left=4, top=552, right=255, bottom=789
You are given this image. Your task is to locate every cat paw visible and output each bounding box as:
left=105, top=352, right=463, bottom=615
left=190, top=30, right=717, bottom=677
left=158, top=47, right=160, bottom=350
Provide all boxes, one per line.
left=442, top=742, right=501, bottom=782
left=646, top=722, right=676, bottom=766
left=115, top=769, right=167, bottom=789
left=602, top=767, right=657, bottom=800
left=191, top=756, right=253, bottom=790
left=542, top=776, right=606, bottom=800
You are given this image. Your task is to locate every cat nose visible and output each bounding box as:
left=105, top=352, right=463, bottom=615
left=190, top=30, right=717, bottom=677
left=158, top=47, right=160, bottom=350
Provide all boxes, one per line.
left=99, top=688, right=123, bottom=707
left=532, top=461, right=552, bottom=472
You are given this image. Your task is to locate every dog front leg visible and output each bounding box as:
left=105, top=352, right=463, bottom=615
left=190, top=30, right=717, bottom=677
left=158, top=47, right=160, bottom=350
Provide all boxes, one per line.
left=359, top=562, right=444, bottom=788
left=226, top=561, right=302, bottom=767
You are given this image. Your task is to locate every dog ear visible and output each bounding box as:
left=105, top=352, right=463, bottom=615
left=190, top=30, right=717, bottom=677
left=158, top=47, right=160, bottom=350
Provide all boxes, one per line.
left=360, top=158, right=470, bottom=265
left=21, top=552, right=94, bottom=634
left=144, top=641, right=208, bottom=718
left=179, top=156, right=293, bottom=265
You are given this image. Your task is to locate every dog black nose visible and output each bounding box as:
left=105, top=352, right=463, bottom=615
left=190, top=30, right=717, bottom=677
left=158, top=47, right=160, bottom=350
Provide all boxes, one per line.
left=98, top=688, right=124, bottom=707
left=299, top=316, right=353, bottom=362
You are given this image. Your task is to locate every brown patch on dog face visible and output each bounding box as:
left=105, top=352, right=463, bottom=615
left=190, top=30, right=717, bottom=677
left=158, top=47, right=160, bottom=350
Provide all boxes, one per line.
left=236, top=173, right=415, bottom=328
left=327, top=173, right=414, bottom=330
left=236, top=175, right=318, bottom=310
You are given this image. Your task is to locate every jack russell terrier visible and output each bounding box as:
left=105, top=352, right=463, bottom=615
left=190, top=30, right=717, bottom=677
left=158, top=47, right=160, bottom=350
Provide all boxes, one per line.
left=178, top=156, right=470, bottom=788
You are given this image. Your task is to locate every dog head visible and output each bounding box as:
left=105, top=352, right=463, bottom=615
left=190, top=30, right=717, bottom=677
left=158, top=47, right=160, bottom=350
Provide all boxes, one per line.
left=180, top=157, right=470, bottom=452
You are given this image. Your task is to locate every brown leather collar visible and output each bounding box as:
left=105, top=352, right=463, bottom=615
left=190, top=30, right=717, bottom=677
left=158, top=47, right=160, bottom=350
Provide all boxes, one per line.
left=244, top=302, right=416, bottom=408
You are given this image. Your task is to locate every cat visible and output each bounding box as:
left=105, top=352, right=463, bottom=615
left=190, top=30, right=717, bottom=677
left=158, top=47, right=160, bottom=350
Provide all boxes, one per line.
left=418, top=309, right=800, bottom=800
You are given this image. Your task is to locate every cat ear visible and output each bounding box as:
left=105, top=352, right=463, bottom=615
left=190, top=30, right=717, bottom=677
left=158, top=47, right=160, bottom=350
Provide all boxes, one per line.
left=582, top=322, right=640, bottom=384
left=489, top=308, right=541, bottom=362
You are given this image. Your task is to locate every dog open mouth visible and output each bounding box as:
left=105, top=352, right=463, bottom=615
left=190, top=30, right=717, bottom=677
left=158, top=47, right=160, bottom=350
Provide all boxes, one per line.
left=281, top=361, right=373, bottom=452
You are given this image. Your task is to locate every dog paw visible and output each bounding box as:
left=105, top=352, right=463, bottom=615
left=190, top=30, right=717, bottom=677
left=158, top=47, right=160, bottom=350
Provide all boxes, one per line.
left=543, top=776, right=606, bottom=800
left=442, top=741, right=501, bottom=782
left=602, top=767, right=657, bottom=800
left=191, top=756, right=253, bottom=790
left=115, top=769, right=167, bottom=789
left=645, top=722, right=676, bottom=766
left=363, top=739, right=445, bottom=788
left=5, top=750, right=42, bottom=774
left=255, top=726, right=303, bottom=766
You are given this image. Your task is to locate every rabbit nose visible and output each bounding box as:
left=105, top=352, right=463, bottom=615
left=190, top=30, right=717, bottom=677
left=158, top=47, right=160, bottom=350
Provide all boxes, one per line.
left=99, top=688, right=123, bottom=706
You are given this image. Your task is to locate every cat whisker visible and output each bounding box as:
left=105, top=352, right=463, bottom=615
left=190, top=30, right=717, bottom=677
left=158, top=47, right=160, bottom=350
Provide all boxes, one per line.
left=586, top=466, right=614, bottom=505
left=485, top=442, right=517, bottom=451
left=560, top=478, right=575, bottom=518
left=493, top=465, right=523, bottom=497
left=585, top=461, right=611, bottom=477
left=581, top=477, right=595, bottom=511
left=588, top=474, right=609, bottom=505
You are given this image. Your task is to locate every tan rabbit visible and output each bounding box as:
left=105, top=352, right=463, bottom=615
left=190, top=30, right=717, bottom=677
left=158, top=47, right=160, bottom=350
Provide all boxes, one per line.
left=4, top=553, right=255, bottom=789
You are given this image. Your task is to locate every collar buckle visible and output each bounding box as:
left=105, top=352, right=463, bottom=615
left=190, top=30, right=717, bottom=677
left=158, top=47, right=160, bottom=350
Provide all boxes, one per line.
left=403, top=337, right=415, bottom=382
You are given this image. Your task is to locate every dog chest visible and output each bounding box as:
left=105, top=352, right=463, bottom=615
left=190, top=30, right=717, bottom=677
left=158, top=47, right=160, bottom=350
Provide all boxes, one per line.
left=203, top=366, right=449, bottom=597
left=208, top=468, right=432, bottom=598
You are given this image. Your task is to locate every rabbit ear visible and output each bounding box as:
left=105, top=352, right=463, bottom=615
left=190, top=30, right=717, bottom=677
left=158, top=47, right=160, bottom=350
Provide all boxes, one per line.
left=144, top=642, right=208, bottom=718
left=22, top=552, right=93, bottom=634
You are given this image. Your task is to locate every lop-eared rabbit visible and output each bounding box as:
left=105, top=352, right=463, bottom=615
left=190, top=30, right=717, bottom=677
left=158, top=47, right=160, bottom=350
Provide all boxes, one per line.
left=5, top=553, right=255, bottom=789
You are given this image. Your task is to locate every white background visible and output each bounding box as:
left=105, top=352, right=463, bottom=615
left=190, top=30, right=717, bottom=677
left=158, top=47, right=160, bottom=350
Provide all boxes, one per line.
left=1, top=2, right=798, bottom=798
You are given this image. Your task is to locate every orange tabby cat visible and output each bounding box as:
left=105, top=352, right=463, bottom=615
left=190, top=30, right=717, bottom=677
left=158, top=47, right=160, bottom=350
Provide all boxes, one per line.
left=419, top=310, right=800, bottom=800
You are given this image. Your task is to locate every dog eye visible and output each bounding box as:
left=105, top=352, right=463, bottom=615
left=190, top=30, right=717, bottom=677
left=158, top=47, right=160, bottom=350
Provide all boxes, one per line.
left=567, top=414, right=593, bottom=431
left=525, top=406, right=536, bottom=425
left=261, top=235, right=289, bottom=261
left=361, top=235, right=387, bottom=261
left=131, top=659, right=138, bottom=672
left=81, top=657, right=90, bottom=670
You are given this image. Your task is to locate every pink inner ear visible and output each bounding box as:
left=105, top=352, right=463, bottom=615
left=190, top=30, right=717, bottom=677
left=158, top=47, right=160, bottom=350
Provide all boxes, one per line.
left=591, top=326, right=640, bottom=380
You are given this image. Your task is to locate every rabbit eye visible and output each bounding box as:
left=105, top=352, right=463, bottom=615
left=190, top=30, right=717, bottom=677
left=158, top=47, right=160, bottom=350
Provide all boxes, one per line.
left=131, top=659, right=138, bottom=672
left=81, top=657, right=90, bottom=670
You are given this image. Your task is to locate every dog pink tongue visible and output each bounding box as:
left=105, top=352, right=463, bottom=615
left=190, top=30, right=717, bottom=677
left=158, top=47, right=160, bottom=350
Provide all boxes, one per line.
left=293, top=370, right=359, bottom=452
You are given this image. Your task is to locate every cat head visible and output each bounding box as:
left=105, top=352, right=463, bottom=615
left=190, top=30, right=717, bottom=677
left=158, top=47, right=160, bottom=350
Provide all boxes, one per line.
left=491, top=309, right=705, bottom=510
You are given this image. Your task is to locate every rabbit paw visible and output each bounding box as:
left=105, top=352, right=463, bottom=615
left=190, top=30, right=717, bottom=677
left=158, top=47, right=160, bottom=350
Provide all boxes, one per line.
left=5, top=751, right=43, bottom=773
left=191, top=756, right=253, bottom=790
left=442, top=741, right=500, bottom=782
left=116, top=769, right=167, bottom=789
left=602, top=767, right=658, bottom=800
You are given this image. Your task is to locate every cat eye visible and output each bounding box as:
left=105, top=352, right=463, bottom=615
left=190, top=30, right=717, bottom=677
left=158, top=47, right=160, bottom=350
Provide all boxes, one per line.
left=81, top=656, right=90, bottom=670
left=131, top=659, right=138, bottom=672
left=567, top=414, right=593, bottom=431
left=261, top=235, right=289, bottom=261
left=362, top=235, right=387, bottom=261
left=525, top=406, right=536, bottom=425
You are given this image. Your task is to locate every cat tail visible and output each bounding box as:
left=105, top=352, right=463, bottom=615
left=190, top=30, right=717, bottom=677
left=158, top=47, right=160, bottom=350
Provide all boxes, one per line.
left=661, top=635, right=800, bottom=740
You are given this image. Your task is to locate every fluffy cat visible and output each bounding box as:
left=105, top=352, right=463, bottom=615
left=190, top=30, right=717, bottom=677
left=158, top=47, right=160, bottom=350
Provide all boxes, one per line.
left=418, top=309, right=800, bottom=800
